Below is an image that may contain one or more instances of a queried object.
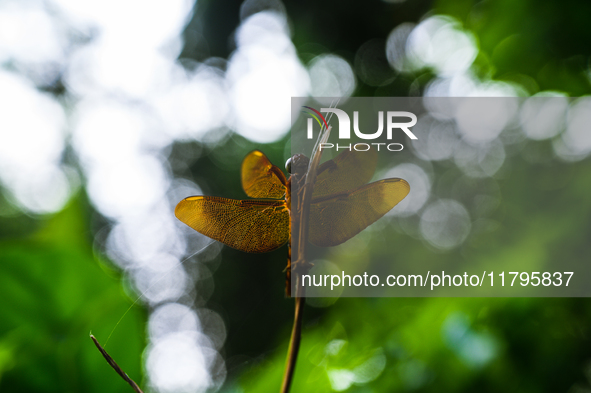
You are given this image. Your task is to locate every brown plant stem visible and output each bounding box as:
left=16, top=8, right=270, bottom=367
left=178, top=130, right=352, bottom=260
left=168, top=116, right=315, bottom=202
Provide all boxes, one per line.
left=280, top=126, right=332, bottom=393
left=90, top=334, right=144, bottom=393
left=280, top=291, right=306, bottom=393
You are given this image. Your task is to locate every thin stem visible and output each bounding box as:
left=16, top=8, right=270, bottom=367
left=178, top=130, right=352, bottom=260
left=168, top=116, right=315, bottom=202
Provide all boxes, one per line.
left=281, top=126, right=332, bottom=392
left=281, top=291, right=305, bottom=393
left=90, top=334, right=144, bottom=393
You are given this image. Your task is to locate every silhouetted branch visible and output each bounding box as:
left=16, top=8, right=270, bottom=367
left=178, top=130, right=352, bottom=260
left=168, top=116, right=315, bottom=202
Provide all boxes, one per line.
left=281, top=125, right=332, bottom=393
left=90, top=334, right=144, bottom=393
left=281, top=278, right=306, bottom=393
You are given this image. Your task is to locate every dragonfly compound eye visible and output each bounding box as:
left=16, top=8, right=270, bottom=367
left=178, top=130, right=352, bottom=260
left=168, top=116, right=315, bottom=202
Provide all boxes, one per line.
left=285, top=157, right=293, bottom=173
left=288, top=154, right=310, bottom=175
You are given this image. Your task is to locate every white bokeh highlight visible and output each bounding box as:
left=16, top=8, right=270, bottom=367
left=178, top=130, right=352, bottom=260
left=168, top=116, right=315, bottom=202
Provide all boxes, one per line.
left=411, top=115, right=459, bottom=161
left=520, top=94, right=568, bottom=141
left=555, top=97, right=591, bottom=161
left=406, top=16, right=477, bottom=77
left=227, top=11, right=310, bottom=143
left=385, top=163, right=431, bottom=216
left=386, top=23, right=416, bottom=73
left=308, top=54, right=356, bottom=102
left=0, top=70, right=69, bottom=214
left=454, top=98, right=518, bottom=144
left=420, top=199, right=471, bottom=250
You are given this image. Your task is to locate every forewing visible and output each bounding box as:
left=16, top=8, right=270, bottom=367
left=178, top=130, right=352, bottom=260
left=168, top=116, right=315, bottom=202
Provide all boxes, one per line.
left=309, top=178, right=410, bottom=247
left=175, top=196, right=289, bottom=253
left=313, top=149, right=378, bottom=198
left=241, top=150, right=287, bottom=199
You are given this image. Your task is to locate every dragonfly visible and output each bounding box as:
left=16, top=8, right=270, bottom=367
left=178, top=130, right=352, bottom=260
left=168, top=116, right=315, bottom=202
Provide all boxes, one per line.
left=175, top=149, right=410, bottom=295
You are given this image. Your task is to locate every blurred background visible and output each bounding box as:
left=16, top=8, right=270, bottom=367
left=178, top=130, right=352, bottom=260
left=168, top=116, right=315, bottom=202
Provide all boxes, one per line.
left=1, top=0, right=591, bottom=392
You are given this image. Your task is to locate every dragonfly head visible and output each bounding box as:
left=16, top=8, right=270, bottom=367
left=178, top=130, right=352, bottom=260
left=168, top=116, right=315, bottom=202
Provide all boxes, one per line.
left=286, top=154, right=309, bottom=175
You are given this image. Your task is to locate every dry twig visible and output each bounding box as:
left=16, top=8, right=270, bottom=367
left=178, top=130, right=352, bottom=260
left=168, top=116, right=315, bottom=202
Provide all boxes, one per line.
left=90, top=334, right=144, bottom=393
left=281, top=126, right=332, bottom=393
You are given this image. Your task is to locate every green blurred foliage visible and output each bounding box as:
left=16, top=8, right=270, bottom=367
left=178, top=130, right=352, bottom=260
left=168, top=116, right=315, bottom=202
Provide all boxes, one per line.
left=0, top=198, right=145, bottom=392
left=237, top=297, right=591, bottom=392
left=435, top=0, right=591, bottom=94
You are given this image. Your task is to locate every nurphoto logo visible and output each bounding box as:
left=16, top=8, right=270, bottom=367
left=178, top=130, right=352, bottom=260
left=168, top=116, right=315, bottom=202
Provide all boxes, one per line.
left=301, top=106, right=418, bottom=152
